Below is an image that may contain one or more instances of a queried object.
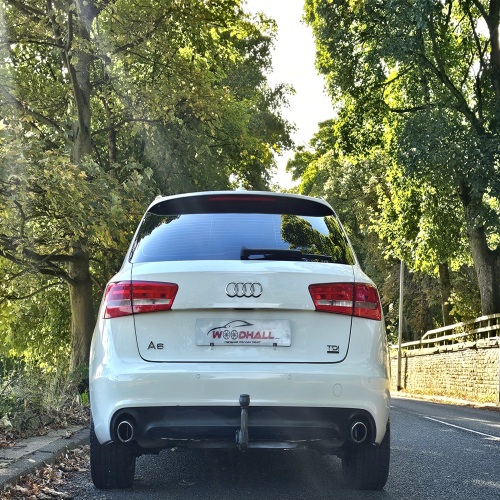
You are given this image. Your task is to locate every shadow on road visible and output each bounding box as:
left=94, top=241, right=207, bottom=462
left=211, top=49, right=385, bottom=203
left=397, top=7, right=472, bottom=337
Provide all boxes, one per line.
left=126, top=448, right=392, bottom=500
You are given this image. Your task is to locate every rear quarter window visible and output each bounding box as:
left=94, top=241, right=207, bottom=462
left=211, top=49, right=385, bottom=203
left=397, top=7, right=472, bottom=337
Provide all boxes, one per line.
left=130, top=212, right=355, bottom=264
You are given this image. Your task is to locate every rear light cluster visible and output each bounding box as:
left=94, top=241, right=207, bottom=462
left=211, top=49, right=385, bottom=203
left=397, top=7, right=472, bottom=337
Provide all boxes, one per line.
left=309, top=283, right=382, bottom=320
left=103, top=281, right=178, bottom=319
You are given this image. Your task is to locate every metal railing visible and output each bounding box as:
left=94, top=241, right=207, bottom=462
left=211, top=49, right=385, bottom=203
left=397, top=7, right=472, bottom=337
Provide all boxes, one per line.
left=390, top=313, right=500, bottom=354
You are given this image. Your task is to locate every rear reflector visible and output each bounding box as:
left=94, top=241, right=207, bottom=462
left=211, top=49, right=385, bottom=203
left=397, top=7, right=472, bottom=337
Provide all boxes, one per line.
left=103, top=281, right=178, bottom=318
left=309, top=283, right=381, bottom=320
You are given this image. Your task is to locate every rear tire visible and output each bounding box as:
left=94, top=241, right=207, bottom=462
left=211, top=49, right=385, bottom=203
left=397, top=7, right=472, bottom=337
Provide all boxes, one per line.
left=342, top=420, right=390, bottom=490
left=90, top=419, right=136, bottom=489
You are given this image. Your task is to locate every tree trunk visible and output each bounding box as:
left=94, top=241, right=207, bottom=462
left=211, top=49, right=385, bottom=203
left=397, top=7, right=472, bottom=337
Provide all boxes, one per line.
left=438, top=262, right=453, bottom=325
left=459, top=184, right=500, bottom=315
left=467, top=225, right=500, bottom=315
left=69, top=4, right=94, bottom=163
left=103, top=71, right=118, bottom=166
left=66, top=2, right=97, bottom=374
left=68, top=249, right=95, bottom=372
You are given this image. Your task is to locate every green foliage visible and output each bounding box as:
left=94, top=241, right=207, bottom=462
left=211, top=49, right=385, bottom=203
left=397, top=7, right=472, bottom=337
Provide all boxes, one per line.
left=447, top=267, right=482, bottom=320
left=0, top=127, right=154, bottom=286
left=90, top=0, right=292, bottom=190
left=80, top=389, right=89, bottom=406
left=287, top=123, right=388, bottom=272
left=0, top=280, right=71, bottom=370
left=304, top=0, right=500, bottom=315
left=372, top=162, right=470, bottom=274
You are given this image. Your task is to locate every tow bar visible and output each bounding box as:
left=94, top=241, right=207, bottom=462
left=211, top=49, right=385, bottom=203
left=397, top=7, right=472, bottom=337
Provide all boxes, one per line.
left=236, top=394, right=250, bottom=451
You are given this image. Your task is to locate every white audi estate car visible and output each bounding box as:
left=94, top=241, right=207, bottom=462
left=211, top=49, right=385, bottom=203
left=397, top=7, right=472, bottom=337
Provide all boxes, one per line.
left=89, top=190, right=391, bottom=490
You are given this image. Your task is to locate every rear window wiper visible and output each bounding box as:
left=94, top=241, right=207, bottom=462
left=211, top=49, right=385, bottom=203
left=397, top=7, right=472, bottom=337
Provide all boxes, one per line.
left=301, top=252, right=333, bottom=262
left=240, top=247, right=333, bottom=262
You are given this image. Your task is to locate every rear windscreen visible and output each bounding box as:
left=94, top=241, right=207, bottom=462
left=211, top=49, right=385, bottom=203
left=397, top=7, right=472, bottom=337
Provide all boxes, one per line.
left=130, top=212, right=355, bottom=264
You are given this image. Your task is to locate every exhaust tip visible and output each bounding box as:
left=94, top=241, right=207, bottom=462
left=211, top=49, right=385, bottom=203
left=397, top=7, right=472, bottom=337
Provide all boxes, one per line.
left=350, top=421, right=368, bottom=444
left=116, top=420, right=135, bottom=443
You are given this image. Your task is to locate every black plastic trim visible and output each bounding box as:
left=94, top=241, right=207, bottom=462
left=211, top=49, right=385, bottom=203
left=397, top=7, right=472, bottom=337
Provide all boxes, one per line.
left=110, top=406, right=376, bottom=451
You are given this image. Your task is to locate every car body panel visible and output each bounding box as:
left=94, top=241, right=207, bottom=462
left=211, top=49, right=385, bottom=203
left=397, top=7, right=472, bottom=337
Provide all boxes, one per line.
left=90, top=329, right=390, bottom=446
left=130, top=260, right=357, bottom=363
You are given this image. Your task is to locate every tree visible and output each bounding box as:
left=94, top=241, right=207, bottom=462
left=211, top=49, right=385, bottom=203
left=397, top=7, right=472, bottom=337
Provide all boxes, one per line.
left=0, top=0, right=292, bottom=372
left=0, top=132, right=153, bottom=370
left=305, top=0, right=500, bottom=314
left=287, top=120, right=390, bottom=277
left=372, top=162, right=474, bottom=325
left=288, top=118, right=479, bottom=332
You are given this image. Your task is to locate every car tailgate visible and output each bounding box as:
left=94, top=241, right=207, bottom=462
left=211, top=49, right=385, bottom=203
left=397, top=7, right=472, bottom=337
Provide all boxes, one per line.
left=131, top=260, right=355, bottom=363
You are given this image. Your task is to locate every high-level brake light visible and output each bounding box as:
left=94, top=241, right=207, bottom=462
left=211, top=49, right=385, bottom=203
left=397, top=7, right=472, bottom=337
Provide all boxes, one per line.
left=103, top=281, right=178, bottom=318
left=309, top=283, right=382, bottom=320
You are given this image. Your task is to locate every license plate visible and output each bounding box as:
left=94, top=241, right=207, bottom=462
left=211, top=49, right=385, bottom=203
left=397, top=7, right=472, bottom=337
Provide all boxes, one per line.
left=196, top=319, right=291, bottom=346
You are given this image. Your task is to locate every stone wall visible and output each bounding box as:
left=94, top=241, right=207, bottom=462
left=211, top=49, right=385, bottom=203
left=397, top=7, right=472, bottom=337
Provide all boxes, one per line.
left=390, top=345, right=500, bottom=403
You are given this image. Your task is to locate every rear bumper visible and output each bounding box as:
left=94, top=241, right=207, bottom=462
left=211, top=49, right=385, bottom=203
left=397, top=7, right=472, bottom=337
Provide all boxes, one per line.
left=90, top=361, right=390, bottom=448
left=110, top=405, right=377, bottom=451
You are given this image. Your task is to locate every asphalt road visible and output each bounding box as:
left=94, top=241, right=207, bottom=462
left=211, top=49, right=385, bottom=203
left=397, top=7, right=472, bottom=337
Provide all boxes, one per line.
left=65, top=397, right=500, bottom=499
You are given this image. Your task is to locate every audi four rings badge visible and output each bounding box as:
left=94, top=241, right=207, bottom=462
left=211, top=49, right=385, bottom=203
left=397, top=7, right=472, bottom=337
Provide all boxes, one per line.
left=226, top=282, right=263, bottom=298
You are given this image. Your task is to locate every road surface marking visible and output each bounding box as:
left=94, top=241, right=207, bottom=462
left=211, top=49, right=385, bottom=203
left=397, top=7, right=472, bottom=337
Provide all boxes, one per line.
left=425, top=416, right=500, bottom=441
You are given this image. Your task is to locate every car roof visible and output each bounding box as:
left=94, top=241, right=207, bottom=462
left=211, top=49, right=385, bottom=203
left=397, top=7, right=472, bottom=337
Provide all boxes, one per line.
left=147, top=191, right=335, bottom=217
